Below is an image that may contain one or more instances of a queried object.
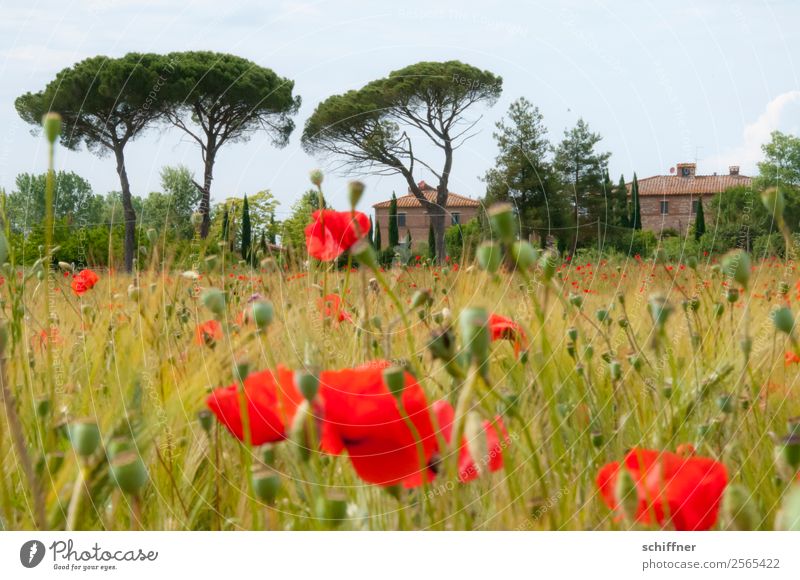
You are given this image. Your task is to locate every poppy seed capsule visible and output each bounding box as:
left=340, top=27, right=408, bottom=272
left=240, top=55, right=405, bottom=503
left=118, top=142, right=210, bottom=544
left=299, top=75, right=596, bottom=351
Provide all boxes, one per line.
left=383, top=366, right=406, bottom=400
left=648, top=293, right=672, bottom=327
left=590, top=431, right=603, bottom=448
left=348, top=180, right=365, bottom=208
left=252, top=467, right=281, bottom=505
left=722, top=249, right=751, bottom=289
left=309, top=169, right=324, bottom=187
left=596, top=308, right=609, bottom=323
left=197, top=409, right=213, bottom=433
left=295, top=370, right=320, bottom=402
left=428, top=327, right=455, bottom=361
left=201, top=288, right=226, bottom=316
left=772, top=306, right=795, bottom=335
left=510, top=240, right=538, bottom=270
left=250, top=300, right=274, bottom=330
left=717, top=393, right=735, bottom=414
left=476, top=241, right=502, bottom=273
left=411, top=289, right=432, bottom=309
left=487, top=202, right=516, bottom=243
left=233, top=360, right=251, bottom=384
left=567, top=326, right=578, bottom=342
left=568, top=293, right=583, bottom=308
left=68, top=420, right=101, bottom=457
left=42, top=112, right=62, bottom=144
left=110, top=452, right=148, bottom=495
left=713, top=302, right=724, bottom=318
left=459, top=308, right=490, bottom=368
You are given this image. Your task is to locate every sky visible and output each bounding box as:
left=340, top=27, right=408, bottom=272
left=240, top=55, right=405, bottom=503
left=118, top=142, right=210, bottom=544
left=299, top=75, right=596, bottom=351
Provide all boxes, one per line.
left=1, top=0, right=799, bottom=219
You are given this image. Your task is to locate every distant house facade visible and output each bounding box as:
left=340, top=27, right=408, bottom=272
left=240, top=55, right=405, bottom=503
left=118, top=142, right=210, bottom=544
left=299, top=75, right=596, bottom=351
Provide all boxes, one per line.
left=372, top=181, right=482, bottom=246
left=627, top=163, right=752, bottom=234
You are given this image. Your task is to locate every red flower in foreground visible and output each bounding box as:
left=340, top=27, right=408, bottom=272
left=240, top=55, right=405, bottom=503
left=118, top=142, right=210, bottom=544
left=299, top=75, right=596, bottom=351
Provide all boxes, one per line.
left=206, top=367, right=304, bottom=445
left=305, top=210, right=370, bottom=261
left=195, top=320, right=223, bottom=345
left=71, top=269, right=100, bottom=296
left=786, top=351, right=800, bottom=366
left=318, top=294, right=352, bottom=323
left=596, top=448, right=728, bottom=531
left=488, top=313, right=527, bottom=356
left=431, top=400, right=509, bottom=483
left=318, top=361, right=437, bottom=487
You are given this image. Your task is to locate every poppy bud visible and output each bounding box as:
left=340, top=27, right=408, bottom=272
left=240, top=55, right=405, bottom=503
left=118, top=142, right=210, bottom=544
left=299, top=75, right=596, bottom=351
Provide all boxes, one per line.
left=42, top=112, right=62, bottom=144
left=261, top=444, right=276, bottom=466
left=713, top=302, right=724, bottom=318
left=487, top=203, right=516, bottom=243
left=411, top=289, right=432, bottom=309
left=590, top=430, right=603, bottom=448
left=510, top=241, right=538, bottom=270
left=616, top=292, right=625, bottom=305
left=110, top=451, right=148, bottom=495
left=614, top=467, right=639, bottom=522
left=315, top=492, right=348, bottom=528
left=567, top=326, right=578, bottom=342
left=36, top=398, right=51, bottom=418
left=289, top=400, right=313, bottom=462
left=771, top=306, right=795, bottom=335
left=617, top=317, right=628, bottom=329
left=722, top=249, right=751, bottom=289
left=761, top=187, right=785, bottom=223
left=428, top=327, right=455, bottom=361
left=778, top=434, right=800, bottom=473
left=722, top=484, right=759, bottom=531
left=569, top=293, right=584, bottom=308
left=596, top=308, right=609, bottom=323
left=628, top=354, right=642, bottom=371
left=609, top=360, right=622, bottom=381
left=252, top=466, right=281, bottom=505
left=68, top=420, right=101, bottom=458
left=476, top=241, right=503, bottom=273
left=233, top=359, right=251, bottom=384
left=538, top=250, right=557, bottom=282
left=348, top=181, right=365, bottom=208
left=351, top=239, right=377, bottom=269
left=459, top=307, right=490, bottom=370
left=197, top=409, right=213, bottom=433
left=383, top=366, right=406, bottom=400
left=776, top=484, right=800, bottom=531
left=201, top=288, right=226, bottom=316
left=190, top=211, right=204, bottom=228
left=250, top=300, right=274, bottom=330
left=648, top=293, right=672, bottom=328
left=566, top=342, right=576, bottom=358
left=295, top=370, right=320, bottom=402
left=309, top=169, right=324, bottom=188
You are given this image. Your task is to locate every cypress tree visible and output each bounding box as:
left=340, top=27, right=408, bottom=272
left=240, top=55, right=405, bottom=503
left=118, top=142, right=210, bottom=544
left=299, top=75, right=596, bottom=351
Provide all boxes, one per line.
left=221, top=206, right=230, bottom=247
left=241, top=194, right=252, bottom=262
left=268, top=212, right=277, bottom=244
left=630, top=173, right=642, bottom=230
left=428, top=222, right=436, bottom=260
left=368, top=215, right=374, bottom=247
left=694, top=196, right=706, bottom=240
left=615, top=174, right=630, bottom=228
left=375, top=219, right=382, bottom=250
left=259, top=230, right=267, bottom=256
left=406, top=228, right=412, bottom=245
left=388, top=192, right=399, bottom=248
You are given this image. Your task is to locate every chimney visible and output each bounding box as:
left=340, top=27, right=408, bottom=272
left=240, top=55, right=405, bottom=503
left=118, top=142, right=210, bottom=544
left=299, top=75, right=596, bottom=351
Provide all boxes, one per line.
left=729, top=165, right=740, bottom=176
left=676, top=162, right=696, bottom=177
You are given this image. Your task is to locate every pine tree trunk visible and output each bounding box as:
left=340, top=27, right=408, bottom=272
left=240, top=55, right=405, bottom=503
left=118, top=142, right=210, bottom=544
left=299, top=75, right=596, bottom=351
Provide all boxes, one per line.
left=114, top=145, right=136, bottom=272
left=199, top=145, right=216, bottom=239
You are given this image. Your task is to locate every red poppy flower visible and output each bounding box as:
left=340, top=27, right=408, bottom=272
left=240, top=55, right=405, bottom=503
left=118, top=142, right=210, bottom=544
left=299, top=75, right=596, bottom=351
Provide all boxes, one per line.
left=488, top=313, right=527, bottom=356
left=305, top=210, right=370, bottom=261
left=195, top=320, right=223, bottom=345
left=318, top=294, right=352, bottom=323
left=431, top=400, right=508, bottom=483
left=596, top=448, right=728, bottom=530
left=318, top=361, right=437, bottom=487
left=206, top=367, right=303, bottom=445
left=786, top=351, right=800, bottom=366
left=70, top=269, right=100, bottom=296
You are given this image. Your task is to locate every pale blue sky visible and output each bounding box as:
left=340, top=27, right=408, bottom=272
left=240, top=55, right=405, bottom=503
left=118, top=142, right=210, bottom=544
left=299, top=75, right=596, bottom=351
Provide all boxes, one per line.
left=1, top=0, right=799, bottom=217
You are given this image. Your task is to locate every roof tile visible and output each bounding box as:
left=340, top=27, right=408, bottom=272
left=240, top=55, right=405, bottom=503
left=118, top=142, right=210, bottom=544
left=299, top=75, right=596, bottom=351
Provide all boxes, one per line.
left=628, top=174, right=753, bottom=196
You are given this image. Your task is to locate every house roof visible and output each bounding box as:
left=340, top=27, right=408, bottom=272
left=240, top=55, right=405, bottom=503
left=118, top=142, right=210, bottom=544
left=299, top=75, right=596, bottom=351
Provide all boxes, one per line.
left=627, top=174, right=752, bottom=196
left=373, top=181, right=481, bottom=209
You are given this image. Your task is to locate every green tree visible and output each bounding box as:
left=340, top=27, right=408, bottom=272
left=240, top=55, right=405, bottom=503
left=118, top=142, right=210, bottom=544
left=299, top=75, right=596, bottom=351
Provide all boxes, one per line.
left=553, top=118, right=611, bottom=250
left=374, top=219, right=382, bottom=251
left=428, top=223, right=436, bottom=260
left=280, top=189, right=326, bottom=250
left=757, top=130, right=800, bottom=189
left=388, top=193, right=399, bottom=248
left=268, top=213, right=277, bottom=244
left=140, top=165, right=201, bottom=238
left=613, top=174, right=630, bottom=228
left=221, top=206, right=230, bottom=247
left=484, top=97, right=566, bottom=243
left=630, top=173, right=642, bottom=230
left=15, top=53, right=168, bottom=271
left=163, top=51, right=300, bottom=238
left=241, top=194, right=252, bottom=262
left=694, top=197, right=706, bottom=241
left=302, top=60, right=502, bottom=261
left=368, top=215, right=374, bottom=247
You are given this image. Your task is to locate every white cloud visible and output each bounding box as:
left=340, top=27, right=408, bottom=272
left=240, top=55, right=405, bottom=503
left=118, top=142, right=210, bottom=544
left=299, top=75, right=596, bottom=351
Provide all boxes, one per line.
left=708, top=90, right=800, bottom=173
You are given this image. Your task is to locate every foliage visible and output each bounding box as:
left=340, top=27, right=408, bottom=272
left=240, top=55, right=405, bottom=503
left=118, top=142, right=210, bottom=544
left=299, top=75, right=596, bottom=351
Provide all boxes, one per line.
left=694, top=196, right=706, bottom=241
left=388, top=193, right=399, bottom=249
left=241, top=195, right=252, bottom=262
left=279, top=189, right=326, bottom=250
left=630, top=173, right=642, bottom=230
left=756, top=130, right=800, bottom=189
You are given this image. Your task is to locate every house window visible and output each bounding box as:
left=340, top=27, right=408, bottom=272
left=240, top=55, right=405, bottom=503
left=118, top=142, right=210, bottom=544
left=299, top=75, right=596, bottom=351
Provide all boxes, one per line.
left=397, top=213, right=407, bottom=228
left=681, top=167, right=691, bottom=176
left=660, top=201, right=669, bottom=215
left=451, top=212, right=461, bottom=225
left=692, top=200, right=700, bottom=214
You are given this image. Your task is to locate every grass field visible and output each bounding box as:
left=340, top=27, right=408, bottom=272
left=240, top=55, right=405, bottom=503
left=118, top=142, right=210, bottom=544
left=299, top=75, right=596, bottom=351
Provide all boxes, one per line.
left=2, top=239, right=800, bottom=531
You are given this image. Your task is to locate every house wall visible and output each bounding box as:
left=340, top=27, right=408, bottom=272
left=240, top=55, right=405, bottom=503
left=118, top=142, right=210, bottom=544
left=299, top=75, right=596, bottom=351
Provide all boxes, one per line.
left=639, top=194, right=707, bottom=234
left=373, top=206, right=480, bottom=250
